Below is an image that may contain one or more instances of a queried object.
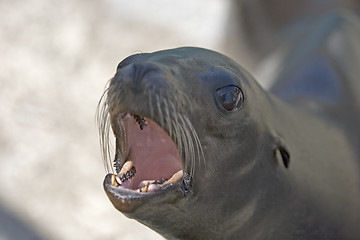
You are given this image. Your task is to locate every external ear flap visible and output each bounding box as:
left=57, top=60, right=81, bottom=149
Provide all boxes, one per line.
left=273, top=136, right=290, bottom=169
left=274, top=146, right=290, bottom=169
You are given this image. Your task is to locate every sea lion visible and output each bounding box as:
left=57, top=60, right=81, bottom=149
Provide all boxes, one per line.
left=224, top=0, right=360, bottom=72
left=97, top=40, right=360, bottom=240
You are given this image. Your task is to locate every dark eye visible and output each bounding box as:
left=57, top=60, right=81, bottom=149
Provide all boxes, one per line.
left=216, top=85, right=244, bottom=111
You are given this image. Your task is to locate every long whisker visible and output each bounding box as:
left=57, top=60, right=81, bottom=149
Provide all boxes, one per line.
left=169, top=101, right=183, bottom=161
left=183, top=115, right=205, bottom=169
left=148, top=88, right=154, bottom=119
left=162, top=97, right=173, bottom=139
left=178, top=114, right=196, bottom=178
left=97, top=82, right=205, bottom=181
left=156, top=94, right=165, bottom=128
left=96, top=88, right=113, bottom=173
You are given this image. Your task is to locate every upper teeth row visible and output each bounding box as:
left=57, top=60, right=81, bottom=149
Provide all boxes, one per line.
left=133, top=114, right=148, bottom=130
left=118, top=166, right=136, bottom=182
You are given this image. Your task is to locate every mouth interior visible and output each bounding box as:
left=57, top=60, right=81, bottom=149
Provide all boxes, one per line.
left=112, top=114, right=183, bottom=193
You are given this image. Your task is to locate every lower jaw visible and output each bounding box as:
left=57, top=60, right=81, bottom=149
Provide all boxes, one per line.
left=103, top=173, right=186, bottom=213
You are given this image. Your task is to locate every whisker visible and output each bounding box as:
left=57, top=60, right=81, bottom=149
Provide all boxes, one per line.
left=183, top=115, right=205, bottom=169
left=179, top=114, right=196, bottom=178
left=156, top=94, right=165, bottom=128
left=96, top=88, right=114, bottom=173
left=148, top=89, right=154, bottom=119
left=162, top=98, right=173, bottom=139
left=169, top=101, right=183, bottom=160
left=177, top=90, right=192, bottom=113
left=172, top=117, right=184, bottom=162
left=178, top=116, right=190, bottom=173
left=97, top=81, right=205, bottom=181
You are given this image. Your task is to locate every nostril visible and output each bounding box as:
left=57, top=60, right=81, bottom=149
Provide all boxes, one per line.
left=115, top=63, right=143, bottom=93
left=114, top=61, right=169, bottom=95
left=117, top=53, right=147, bottom=70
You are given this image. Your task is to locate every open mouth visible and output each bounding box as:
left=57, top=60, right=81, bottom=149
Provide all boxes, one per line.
left=110, top=113, right=184, bottom=193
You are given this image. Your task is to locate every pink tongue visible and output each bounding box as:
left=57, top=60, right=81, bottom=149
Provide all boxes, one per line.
left=123, top=114, right=182, bottom=189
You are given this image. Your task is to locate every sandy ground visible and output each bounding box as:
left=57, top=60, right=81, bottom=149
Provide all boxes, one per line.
left=0, top=0, right=228, bottom=239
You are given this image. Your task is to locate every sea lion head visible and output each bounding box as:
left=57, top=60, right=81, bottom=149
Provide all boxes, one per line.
left=97, top=47, right=288, bottom=239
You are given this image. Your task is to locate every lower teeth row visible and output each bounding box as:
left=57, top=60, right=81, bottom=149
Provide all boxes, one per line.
left=110, top=169, right=184, bottom=192
left=111, top=164, right=168, bottom=186
left=154, top=178, right=168, bottom=184
left=139, top=179, right=169, bottom=192
left=111, top=173, right=169, bottom=191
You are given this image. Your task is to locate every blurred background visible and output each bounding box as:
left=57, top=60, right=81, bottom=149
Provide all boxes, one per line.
left=0, top=0, right=230, bottom=239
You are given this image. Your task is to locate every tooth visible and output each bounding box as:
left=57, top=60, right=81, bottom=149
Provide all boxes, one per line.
left=138, top=180, right=155, bottom=188
left=119, top=161, right=134, bottom=176
left=115, top=176, right=123, bottom=185
left=155, top=178, right=168, bottom=185
left=117, top=161, right=136, bottom=183
left=139, top=120, right=148, bottom=130
left=120, top=174, right=127, bottom=182
left=147, top=183, right=160, bottom=192
left=134, top=114, right=148, bottom=130
left=140, top=182, right=150, bottom=192
left=111, top=174, right=119, bottom=187
left=164, top=170, right=183, bottom=185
